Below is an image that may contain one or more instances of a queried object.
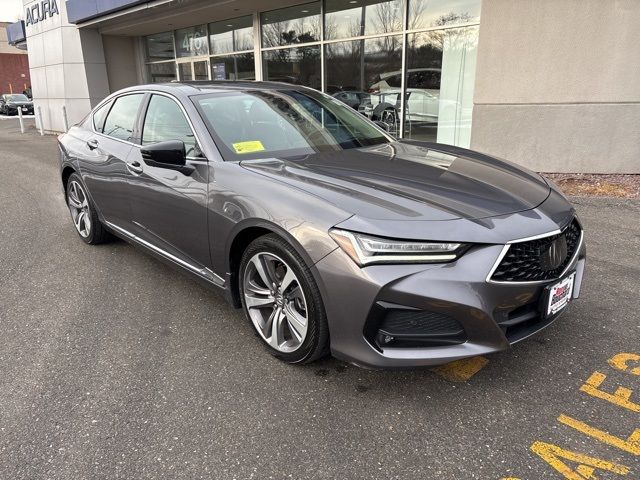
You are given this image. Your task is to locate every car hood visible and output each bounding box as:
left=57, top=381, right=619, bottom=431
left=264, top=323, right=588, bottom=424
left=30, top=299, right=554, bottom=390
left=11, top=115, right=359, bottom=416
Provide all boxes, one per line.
left=7, top=101, right=32, bottom=107
left=240, top=141, right=550, bottom=222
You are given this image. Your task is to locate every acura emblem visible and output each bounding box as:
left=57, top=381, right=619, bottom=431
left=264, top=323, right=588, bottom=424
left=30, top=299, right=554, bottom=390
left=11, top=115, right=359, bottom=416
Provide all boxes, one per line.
left=540, top=236, right=568, bottom=271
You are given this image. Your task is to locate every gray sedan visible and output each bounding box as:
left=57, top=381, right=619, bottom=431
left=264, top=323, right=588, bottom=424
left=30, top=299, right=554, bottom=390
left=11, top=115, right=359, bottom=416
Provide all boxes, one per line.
left=57, top=82, right=586, bottom=369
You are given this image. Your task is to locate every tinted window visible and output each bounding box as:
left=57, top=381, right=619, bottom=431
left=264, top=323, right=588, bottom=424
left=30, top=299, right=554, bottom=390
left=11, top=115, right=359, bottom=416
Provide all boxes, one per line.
left=209, top=16, right=254, bottom=54
left=93, top=101, right=112, bottom=132
left=325, top=0, right=403, bottom=40
left=175, top=25, right=208, bottom=58
left=142, top=95, right=197, bottom=156
left=262, top=46, right=321, bottom=90
left=261, top=2, right=321, bottom=47
left=145, top=31, right=175, bottom=61
left=102, top=94, right=144, bottom=142
left=409, top=0, right=481, bottom=30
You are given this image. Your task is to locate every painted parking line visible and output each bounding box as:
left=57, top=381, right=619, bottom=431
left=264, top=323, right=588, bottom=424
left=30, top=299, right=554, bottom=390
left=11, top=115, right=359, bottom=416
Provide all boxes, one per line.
left=499, top=352, right=640, bottom=479
left=431, top=356, right=489, bottom=382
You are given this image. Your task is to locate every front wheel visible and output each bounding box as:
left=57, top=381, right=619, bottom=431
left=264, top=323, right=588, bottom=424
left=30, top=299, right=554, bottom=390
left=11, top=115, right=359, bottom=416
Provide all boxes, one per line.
left=239, top=234, right=329, bottom=364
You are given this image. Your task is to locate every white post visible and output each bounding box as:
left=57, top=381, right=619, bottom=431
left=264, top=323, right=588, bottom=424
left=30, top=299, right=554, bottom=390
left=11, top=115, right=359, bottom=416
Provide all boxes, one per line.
left=17, top=107, right=25, bottom=134
left=62, top=105, right=69, bottom=132
left=37, top=106, right=44, bottom=136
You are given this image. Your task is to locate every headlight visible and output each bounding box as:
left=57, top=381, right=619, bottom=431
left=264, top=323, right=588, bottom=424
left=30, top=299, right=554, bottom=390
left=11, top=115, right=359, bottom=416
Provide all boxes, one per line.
left=329, top=229, right=468, bottom=266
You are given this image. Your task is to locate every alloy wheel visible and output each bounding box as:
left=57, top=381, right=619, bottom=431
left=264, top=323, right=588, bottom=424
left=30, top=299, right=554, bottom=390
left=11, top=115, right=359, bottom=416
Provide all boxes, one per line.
left=67, top=180, right=92, bottom=238
left=243, top=252, right=308, bottom=353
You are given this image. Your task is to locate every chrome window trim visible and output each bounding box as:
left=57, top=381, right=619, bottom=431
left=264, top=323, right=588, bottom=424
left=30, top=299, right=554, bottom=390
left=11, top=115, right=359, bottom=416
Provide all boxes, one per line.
left=105, top=221, right=224, bottom=287
left=485, top=222, right=584, bottom=285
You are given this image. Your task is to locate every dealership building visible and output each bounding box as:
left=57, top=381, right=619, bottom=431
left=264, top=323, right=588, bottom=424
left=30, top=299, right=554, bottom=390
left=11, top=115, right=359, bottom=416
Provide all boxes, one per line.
left=6, top=0, right=640, bottom=173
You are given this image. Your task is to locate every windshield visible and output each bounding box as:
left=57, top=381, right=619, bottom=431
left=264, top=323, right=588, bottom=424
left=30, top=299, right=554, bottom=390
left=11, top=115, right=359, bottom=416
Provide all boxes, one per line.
left=193, top=88, right=392, bottom=161
left=7, top=94, right=29, bottom=102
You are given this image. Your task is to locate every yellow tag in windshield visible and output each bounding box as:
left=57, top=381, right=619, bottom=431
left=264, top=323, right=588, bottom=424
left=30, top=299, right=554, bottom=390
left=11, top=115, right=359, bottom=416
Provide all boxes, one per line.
left=232, top=140, right=265, bottom=154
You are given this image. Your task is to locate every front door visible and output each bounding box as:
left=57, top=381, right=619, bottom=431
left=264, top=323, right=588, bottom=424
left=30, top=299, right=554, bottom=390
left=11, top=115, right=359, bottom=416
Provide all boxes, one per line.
left=127, top=93, right=211, bottom=271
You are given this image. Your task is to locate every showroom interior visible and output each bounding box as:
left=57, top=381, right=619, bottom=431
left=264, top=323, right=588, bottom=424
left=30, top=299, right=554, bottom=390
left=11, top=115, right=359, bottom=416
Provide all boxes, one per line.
left=8, top=0, right=640, bottom=173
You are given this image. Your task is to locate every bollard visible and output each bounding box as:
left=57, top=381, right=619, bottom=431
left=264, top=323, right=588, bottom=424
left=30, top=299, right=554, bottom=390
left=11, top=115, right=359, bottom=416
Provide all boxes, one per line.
left=62, top=105, right=69, bottom=132
left=17, top=107, right=25, bottom=134
left=37, top=106, right=44, bottom=136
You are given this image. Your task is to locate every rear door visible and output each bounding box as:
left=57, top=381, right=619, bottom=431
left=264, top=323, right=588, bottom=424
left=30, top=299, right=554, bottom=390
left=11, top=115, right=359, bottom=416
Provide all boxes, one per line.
left=126, top=93, right=211, bottom=270
left=77, top=93, right=145, bottom=231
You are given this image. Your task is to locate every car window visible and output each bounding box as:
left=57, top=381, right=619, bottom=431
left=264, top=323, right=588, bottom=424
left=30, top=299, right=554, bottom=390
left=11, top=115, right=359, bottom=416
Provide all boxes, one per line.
left=194, top=88, right=391, bottom=161
left=386, top=74, right=401, bottom=88
left=7, top=94, right=29, bottom=102
left=93, top=101, right=112, bottom=132
left=142, top=94, right=197, bottom=156
left=102, top=94, right=144, bottom=142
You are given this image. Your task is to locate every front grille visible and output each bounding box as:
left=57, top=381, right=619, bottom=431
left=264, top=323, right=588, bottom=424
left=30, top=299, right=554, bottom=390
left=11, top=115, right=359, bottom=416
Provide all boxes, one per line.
left=491, top=218, right=582, bottom=282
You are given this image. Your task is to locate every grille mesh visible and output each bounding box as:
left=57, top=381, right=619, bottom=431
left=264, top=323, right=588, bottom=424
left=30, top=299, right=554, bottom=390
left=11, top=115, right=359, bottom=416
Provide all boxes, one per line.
left=379, top=310, right=463, bottom=336
left=491, top=218, right=582, bottom=282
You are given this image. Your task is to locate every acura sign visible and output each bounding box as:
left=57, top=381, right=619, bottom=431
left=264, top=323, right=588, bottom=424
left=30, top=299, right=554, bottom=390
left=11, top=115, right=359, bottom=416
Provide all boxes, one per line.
left=25, top=0, right=59, bottom=26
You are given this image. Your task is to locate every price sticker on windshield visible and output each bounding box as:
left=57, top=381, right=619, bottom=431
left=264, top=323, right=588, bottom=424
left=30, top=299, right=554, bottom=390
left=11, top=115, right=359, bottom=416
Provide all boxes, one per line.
left=232, top=140, right=265, bottom=154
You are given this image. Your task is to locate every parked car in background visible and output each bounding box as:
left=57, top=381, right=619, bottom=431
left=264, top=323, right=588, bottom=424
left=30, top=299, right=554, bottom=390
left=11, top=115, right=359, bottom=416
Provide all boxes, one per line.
left=58, top=81, right=586, bottom=369
left=0, top=94, right=34, bottom=116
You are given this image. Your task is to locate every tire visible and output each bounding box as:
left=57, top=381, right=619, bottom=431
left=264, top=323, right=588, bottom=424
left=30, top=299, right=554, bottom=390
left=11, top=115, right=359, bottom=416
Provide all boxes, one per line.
left=239, top=234, right=329, bottom=364
left=66, top=173, right=109, bottom=245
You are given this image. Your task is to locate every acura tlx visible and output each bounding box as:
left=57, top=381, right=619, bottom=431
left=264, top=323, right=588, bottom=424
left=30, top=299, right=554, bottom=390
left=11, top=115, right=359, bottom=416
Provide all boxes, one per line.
left=57, top=81, right=586, bottom=368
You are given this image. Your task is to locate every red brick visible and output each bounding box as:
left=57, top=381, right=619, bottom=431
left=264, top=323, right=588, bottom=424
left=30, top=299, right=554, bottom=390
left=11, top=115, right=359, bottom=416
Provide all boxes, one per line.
left=0, top=53, right=31, bottom=95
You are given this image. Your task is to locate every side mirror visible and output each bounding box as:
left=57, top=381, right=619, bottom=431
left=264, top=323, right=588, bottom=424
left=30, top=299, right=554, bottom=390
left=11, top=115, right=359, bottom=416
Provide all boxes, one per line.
left=141, top=140, right=186, bottom=168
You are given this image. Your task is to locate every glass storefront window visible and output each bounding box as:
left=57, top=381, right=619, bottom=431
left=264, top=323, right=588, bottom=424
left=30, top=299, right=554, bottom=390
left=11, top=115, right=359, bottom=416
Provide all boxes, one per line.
left=142, top=0, right=480, bottom=143
left=178, top=63, right=193, bottom=81
left=147, top=62, right=176, bottom=83
left=209, top=16, right=254, bottom=54
left=408, top=0, right=481, bottom=30
left=146, top=31, right=174, bottom=61
left=403, top=26, right=479, bottom=147
left=261, top=2, right=321, bottom=47
left=325, top=35, right=402, bottom=133
left=175, top=25, right=209, bottom=58
left=324, top=0, right=404, bottom=40
left=211, top=53, right=256, bottom=80
left=263, top=46, right=321, bottom=89
left=194, top=61, right=209, bottom=80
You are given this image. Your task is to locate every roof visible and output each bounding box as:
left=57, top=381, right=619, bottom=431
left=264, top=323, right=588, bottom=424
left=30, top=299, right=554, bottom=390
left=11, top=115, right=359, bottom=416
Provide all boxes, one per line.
left=144, top=80, right=311, bottom=96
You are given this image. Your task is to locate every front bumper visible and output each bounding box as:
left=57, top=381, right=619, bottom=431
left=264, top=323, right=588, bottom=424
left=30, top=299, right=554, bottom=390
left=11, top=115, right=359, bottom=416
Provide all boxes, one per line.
left=314, top=230, right=586, bottom=369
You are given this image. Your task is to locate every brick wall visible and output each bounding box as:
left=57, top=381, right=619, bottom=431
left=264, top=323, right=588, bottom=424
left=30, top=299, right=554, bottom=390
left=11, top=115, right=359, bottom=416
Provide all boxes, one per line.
left=0, top=53, right=31, bottom=95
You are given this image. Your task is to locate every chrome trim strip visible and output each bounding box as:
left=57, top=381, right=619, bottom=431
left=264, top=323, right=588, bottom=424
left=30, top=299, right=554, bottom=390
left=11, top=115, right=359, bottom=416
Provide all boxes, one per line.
left=105, top=221, right=224, bottom=287
left=506, top=229, right=562, bottom=244
left=485, top=222, right=584, bottom=285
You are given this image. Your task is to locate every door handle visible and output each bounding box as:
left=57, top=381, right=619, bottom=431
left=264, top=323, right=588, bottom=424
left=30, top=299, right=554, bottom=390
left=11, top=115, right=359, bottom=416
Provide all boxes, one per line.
left=86, top=139, right=99, bottom=150
left=127, top=160, right=144, bottom=174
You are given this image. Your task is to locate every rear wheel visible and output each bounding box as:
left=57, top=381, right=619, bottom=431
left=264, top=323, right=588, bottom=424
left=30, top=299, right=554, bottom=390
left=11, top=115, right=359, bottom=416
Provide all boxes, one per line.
left=66, top=173, right=109, bottom=245
left=239, top=234, right=329, bottom=364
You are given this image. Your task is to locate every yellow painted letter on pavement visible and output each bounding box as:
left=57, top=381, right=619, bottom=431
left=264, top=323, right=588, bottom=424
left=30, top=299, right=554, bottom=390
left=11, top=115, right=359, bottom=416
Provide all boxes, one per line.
left=580, top=371, right=640, bottom=413
left=531, top=441, right=630, bottom=479
left=558, top=414, right=640, bottom=456
left=609, top=353, right=640, bottom=376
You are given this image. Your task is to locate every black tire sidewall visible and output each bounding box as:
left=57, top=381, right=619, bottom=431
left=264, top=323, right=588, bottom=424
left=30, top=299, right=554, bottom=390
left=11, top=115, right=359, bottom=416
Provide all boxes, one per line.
left=239, top=234, right=327, bottom=364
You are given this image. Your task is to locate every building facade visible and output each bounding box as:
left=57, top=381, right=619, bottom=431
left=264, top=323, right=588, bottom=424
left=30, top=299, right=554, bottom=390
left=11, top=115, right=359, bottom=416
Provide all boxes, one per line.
left=0, top=22, right=31, bottom=95
left=7, top=0, right=640, bottom=173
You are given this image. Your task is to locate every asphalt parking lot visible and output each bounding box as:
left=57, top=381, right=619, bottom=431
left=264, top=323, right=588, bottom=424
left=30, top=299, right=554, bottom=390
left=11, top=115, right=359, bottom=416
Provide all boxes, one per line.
left=1, top=118, right=638, bottom=479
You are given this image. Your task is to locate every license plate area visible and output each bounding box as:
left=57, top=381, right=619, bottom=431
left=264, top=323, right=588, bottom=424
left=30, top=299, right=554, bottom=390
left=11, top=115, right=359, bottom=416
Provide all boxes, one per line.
left=543, top=272, right=576, bottom=318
